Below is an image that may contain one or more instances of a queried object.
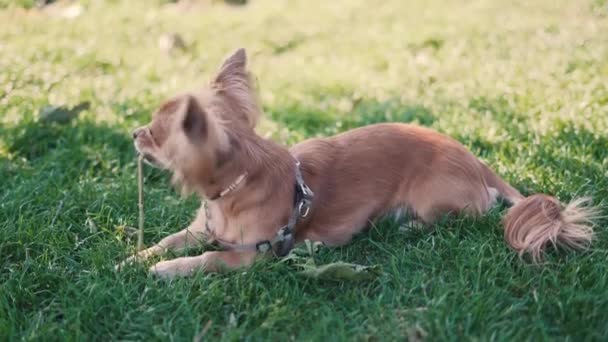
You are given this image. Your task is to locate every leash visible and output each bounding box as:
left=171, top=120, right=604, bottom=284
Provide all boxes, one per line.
left=203, top=160, right=314, bottom=257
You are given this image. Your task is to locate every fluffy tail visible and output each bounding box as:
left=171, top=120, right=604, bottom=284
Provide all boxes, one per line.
left=503, top=195, right=596, bottom=261
left=481, top=163, right=597, bottom=261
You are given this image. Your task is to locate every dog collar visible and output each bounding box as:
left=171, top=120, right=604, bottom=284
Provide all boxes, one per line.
left=204, top=160, right=313, bottom=256
left=208, top=172, right=248, bottom=201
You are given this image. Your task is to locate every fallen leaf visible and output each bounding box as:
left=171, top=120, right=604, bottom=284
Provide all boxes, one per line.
left=283, top=239, right=382, bottom=281
left=298, top=261, right=382, bottom=282
left=158, top=33, right=187, bottom=54
left=39, top=101, right=90, bottom=124
left=281, top=239, right=324, bottom=263
left=228, top=313, right=237, bottom=328
left=42, top=2, right=85, bottom=19
left=86, top=217, right=98, bottom=233
left=61, top=4, right=84, bottom=19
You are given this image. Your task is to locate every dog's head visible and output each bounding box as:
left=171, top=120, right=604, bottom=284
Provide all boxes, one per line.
left=132, top=48, right=260, bottom=191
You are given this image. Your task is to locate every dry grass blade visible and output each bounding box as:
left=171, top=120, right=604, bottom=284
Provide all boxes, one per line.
left=137, top=155, right=144, bottom=251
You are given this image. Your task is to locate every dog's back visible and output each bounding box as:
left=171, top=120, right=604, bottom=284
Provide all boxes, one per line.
left=291, top=123, right=496, bottom=245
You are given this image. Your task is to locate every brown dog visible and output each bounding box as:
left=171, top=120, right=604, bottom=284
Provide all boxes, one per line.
left=125, top=48, right=596, bottom=278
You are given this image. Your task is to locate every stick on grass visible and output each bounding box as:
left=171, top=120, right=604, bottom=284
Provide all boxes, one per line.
left=137, top=155, right=145, bottom=251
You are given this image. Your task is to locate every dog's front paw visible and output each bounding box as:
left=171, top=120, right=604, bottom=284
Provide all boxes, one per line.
left=115, top=254, right=143, bottom=271
left=149, top=259, right=194, bottom=279
left=116, top=246, right=163, bottom=271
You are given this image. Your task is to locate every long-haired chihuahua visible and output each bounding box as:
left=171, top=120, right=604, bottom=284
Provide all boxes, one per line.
left=125, top=49, right=596, bottom=278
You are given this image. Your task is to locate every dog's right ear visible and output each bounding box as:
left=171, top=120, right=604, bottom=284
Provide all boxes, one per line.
left=215, top=48, right=247, bottom=86
left=180, top=95, right=208, bottom=141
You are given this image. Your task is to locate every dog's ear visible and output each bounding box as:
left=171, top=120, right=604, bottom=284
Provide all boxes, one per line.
left=212, top=48, right=260, bottom=128
left=216, top=48, right=247, bottom=81
left=181, top=95, right=208, bottom=141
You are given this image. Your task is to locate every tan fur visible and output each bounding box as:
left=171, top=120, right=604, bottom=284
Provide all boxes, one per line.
left=125, top=49, right=597, bottom=278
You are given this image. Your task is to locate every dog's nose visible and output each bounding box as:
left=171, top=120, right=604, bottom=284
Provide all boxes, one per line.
left=132, top=128, right=144, bottom=139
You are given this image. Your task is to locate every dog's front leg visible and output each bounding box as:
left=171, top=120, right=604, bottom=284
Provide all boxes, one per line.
left=117, top=206, right=208, bottom=269
left=118, top=228, right=206, bottom=266
left=149, top=251, right=258, bottom=278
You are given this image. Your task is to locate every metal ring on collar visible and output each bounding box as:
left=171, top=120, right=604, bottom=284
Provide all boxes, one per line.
left=298, top=201, right=311, bottom=218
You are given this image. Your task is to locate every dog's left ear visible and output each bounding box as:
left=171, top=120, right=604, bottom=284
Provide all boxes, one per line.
left=212, top=48, right=260, bottom=128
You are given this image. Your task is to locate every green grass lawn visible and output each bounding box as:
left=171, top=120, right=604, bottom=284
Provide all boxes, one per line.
left=1, top=0, right=608, bottom=340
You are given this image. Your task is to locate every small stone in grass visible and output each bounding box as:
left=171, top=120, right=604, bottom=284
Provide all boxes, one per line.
left=158, top=33, right=186, bottom=54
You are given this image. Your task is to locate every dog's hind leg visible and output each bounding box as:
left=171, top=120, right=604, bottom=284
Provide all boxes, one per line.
left=486, top=187, right=500, bottom=210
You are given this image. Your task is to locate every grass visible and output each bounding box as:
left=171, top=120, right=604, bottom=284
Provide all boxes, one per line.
left=1, top=0, right=608, bottom=340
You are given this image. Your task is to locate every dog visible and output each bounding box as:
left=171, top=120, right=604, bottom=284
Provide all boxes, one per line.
left=125, top=48, right=596, bottom=278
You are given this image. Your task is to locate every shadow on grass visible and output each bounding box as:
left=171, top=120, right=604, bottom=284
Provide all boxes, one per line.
left=0, top=118, right=170, bottom=186
left=5, top=119, right=132, bottom=162
left=267, top=97, right=435, bottom=138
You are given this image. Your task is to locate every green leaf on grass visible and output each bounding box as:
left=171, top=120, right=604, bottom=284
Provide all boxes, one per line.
left=298, top=261, right=382, bottom=282
left=283, top=240, right=382, bottom=281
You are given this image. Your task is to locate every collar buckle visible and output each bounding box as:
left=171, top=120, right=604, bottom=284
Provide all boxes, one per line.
left=294, top=160, right=314, bottom=218
left=255, top=240, right=272, bottom=253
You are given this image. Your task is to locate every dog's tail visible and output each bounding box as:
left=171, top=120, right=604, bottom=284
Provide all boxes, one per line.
left=481, top=163, right=597, bottom=262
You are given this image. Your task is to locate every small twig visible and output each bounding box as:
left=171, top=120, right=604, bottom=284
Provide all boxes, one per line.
left=193, top=320, right=212, bottom=342
left=137, top=155, right=145, bottom=251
